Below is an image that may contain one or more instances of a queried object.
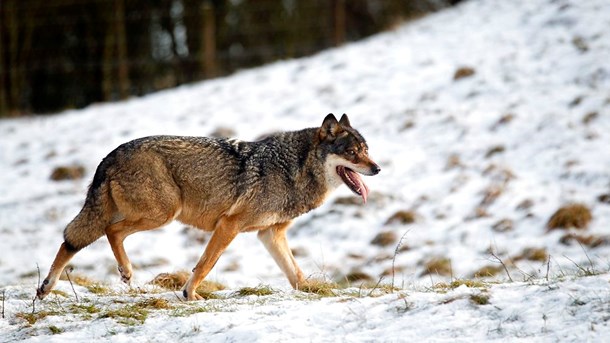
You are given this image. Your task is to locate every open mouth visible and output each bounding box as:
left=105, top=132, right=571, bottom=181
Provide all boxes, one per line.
left=336, top=166, right=370, bottom=203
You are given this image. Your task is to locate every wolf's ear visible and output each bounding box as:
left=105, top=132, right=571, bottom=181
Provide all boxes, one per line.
left=339, top=113, right=351, bottom=128
left=319, top=113, right=342, bottom=141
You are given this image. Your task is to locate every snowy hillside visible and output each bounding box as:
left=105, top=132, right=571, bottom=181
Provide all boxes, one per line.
left=1, top=0, right=610, bottom=341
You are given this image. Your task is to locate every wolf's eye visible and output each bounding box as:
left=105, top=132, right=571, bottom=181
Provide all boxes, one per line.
left=348, top=150, right=356, bottom=156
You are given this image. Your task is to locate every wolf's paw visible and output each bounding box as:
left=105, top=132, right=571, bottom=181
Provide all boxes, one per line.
left=182, top=289, right=203, bottom=301
left=36, top=279, right=50, bottom=300
left=117, top=266, right=132, bottom=284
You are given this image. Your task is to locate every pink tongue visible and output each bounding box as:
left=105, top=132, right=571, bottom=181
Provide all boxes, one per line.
left=347, top=169, right=369, bottom=203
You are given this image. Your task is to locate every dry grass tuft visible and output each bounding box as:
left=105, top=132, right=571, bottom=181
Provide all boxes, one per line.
left=445, top=154, right=463, bottom=170
left=479, top=185, right=503, bottom=207
left=99, top=304, right=148, bottom=325
left=485, top=145, right=506, bottom=158
left=86, top=283, right=111, bottom=295
left=516, top=199, right=534, bottom=211
left=491, top=218, right=514, bottom=233
left=333, top=196, right=362, bottom=206
left=150, top=272, right=188, bottom=290
left=547, top=203, right=592, bottom=230
left=298, top=280, right=337, bottom=297
left=472, top=265, right=504, bottom=278
left=513, top=247, right=549, bottom=262
left=50, top=165, right=86, bottom=181
left=385, top=210, right=417, bottom=225
left=453, top=66, right=476, bottom=80
left=209, top=127, right=236, bottom=138
left=16, top=311, right=57, bottom=325
left=343, top=270, right=374, bottom=283
left=150, top=271, right=226, bottom=293
left=582, top=111, right=598, bottom=125
left=59, top=273, right=94, bottom=286
left=597, top=194, right=610, bottom=204
left=370, top=231, right=398, bottom=247
left=237, top=285, right=274, bottom=297
left=470, top=293, right=490, bottom=305
left=559, top=233, right=610, bottom=248
left=136, top=298, right=173, bottom=310
left=435, top=279, right=487, bottom=290
left=422, top=257, right=452, bottom=276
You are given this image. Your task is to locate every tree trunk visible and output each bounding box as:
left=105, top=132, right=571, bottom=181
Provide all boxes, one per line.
left=202, top=1, right=216, bottom=78
left=102, top=4, right=115, bottom=102
left=0, top=4, right=7, bottom=116
left=115, top=0, right=130, bottom=99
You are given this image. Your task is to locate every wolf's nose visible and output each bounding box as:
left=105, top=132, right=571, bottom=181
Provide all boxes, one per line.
left=371, top=164, right=381, bottom=175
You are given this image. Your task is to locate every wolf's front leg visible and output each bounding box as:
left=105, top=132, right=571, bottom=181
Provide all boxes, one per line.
left=257, top=222, right=305, bottom=289
left=182, top=219, right=240, bottom=300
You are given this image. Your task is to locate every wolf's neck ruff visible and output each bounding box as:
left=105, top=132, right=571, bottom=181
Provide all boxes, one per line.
left=36, top=113, right=380, bottom=301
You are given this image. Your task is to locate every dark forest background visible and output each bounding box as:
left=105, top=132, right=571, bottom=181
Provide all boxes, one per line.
left=0, top=0, right=463, bottom=116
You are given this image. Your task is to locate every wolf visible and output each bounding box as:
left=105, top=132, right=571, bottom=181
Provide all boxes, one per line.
left=36, top=113, right=380, bottom=300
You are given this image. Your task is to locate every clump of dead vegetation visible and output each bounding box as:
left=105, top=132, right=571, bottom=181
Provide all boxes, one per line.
left=50, top=165, right=86, bottom=181
left=485, top=145, right=505, bottom=158
left=150, top=271, right=225, bottom=299
left=453, top=66, right=476, bottom=80
left=547, top=203, right=592, bottom=230
left=472, top=265, right=505, bottom=278
left=371, top=231, right=398, bottom=247
left=237, top=285, right=274, bottom=297
left=209, top=127, right=236, bottom=138
left=559, top=233, right=610, bottom=248
left=513, top=247, right=549, bottom=262
left=298, top=279, right=338, bottom=297
left=491, top=218, right=514, bottom=232
left=422, top=257, right=452, bottom=276
left=385, top=210, right=417, bottom=225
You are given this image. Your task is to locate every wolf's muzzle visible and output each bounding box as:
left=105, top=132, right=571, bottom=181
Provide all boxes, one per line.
left=370, top=163, right=381, bottom=175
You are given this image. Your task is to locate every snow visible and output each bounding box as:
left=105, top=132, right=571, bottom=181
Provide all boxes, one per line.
left=1, top=0, right=610, bottom=341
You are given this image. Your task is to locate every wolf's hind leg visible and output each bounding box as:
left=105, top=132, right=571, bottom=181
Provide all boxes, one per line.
left=257, top=222, right=305, bottom=290
left=105, top=216, right=176, bottom=284
left=36, top=242, right=79, bottom=300
left=106, top=179, right=181, bottom=284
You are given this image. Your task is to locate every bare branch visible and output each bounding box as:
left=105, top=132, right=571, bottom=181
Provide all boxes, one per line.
left=65, top=267, right=79, bottom=302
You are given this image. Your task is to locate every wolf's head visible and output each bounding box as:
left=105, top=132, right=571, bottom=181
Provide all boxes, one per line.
left=318, top=113, right=380, bottom=203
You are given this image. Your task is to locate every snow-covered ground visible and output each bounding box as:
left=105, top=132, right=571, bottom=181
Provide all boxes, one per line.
left=1, top=0, right=610, bottom=341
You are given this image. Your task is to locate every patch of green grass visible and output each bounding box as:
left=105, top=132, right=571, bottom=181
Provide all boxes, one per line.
left=237, top=285, right=274, bottom=297
left=50, top=290, right=69, bottom=298
left=16, top=311, right=58, bottom=325
left=86, top=283, right=111, bottom=295
left=342, top=281, right=401, bottom=298
left=59, top=273, right=94, bottom=287
left=136, top=298, right=173, bottom=310
left=195, top=289, right=222, bottom=300
left=170, top=303, right=223, bottom=317
left=444, top=279, right=488, bottom=289
left=470, top=293, right=490, bottom=305
left=99, top=304, right=148, bottom=326
left=49, top=325, right=63, bottom=334
left=69, top=303, right=101, bottom=315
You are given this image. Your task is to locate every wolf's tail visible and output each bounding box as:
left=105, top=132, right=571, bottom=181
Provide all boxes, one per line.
left=63, top=169, right=114, bottom=251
